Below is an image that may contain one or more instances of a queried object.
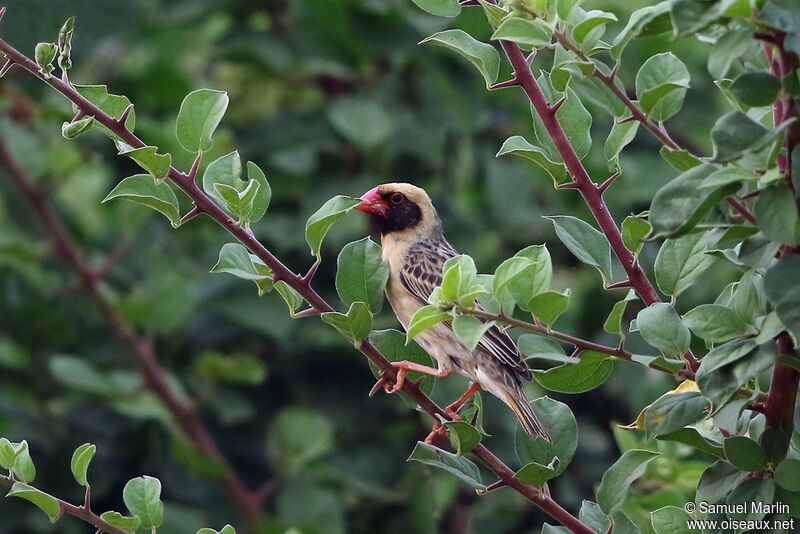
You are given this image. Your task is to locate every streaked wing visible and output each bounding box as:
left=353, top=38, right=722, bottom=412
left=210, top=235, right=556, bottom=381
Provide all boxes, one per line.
left=399, top=237, right=531, bottom=380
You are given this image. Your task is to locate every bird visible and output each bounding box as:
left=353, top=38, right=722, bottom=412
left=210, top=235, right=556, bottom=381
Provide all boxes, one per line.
left=355, top=182, right=551, bottom=441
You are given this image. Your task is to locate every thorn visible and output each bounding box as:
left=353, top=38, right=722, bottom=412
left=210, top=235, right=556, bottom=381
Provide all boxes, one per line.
left=179, top=205, right=203, bottom=225
left=526, top=51, right=536, bottom=65
left=598, top=170, right=621, bottom=193
left=548, top=96, right=566, bottom=115
left=0, top=59, right=14, bottom=78
left=556, top=181, right=579, bottom=190
left=0, top=7, right=6, bottom=25
left=489, top=77, right=520, bottom=91
left=608, top=63, right=619, bottom=80
left=369, top=375, right=388, bottom=397
left=186, top=151, right=202, bottom=181
left=459, top=0, right=480, bottom=5
left=742, top=189, right=763, bottom=200
left=293, top=307, right=320, bottom=318
left=605, top=279, right=632, bottom=290
left=115, top=103, right=133, bottom=128
left=71, top=109, right=87, bottom=122
left=302, top=258, right=321, bottom=284
left=617, top=115, right=638, bottom=124
left=484, top=480, right=507, bottom=493
left=569, top=347, right=581, bottom=358
left=60, top=69, right=69, bottom=84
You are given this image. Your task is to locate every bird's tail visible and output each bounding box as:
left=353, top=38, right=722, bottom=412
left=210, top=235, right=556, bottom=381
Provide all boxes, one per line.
left=504, top=381, right=552, bottom=443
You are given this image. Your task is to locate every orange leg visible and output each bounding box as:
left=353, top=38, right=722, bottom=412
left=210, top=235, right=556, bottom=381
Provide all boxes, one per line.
left=374, top=360, right=450, bottom=394
left=424, top=382, right=482, bottom=444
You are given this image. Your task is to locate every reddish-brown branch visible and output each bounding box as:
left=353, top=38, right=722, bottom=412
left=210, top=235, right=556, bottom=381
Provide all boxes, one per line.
left=0, top=137, right=264, bottom=523
left=0, top=475, right=127, bottom=534
left=0, top=33, right=593, bottom=533
left=494, top=38, right=700, bottom=374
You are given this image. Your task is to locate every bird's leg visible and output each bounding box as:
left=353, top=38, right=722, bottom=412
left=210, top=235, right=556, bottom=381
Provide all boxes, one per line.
left=369, top=361, right=450, bottom=396
left=423, top=382, right=482, bottom=444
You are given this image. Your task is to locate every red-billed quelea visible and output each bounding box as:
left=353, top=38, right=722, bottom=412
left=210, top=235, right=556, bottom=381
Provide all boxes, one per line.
left=356, top=183, right=550, bottom=441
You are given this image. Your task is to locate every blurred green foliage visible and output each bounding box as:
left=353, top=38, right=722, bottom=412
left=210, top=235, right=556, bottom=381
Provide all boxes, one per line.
left=0, top=0, right=794, bottom=533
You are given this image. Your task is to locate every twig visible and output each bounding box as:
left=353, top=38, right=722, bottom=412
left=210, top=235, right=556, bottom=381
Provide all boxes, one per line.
left=0, top=31, right=593, bottom=532
left=0, top=136, right=264, bottom=523
left=0, top=475, right=127, bottom=534
left=725, top=196, right=756, bottom=225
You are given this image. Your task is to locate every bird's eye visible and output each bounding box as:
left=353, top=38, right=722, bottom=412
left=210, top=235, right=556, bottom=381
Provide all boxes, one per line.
left=390, top=192, right=405, bottom=205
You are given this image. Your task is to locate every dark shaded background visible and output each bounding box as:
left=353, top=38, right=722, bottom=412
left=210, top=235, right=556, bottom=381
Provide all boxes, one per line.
left=0, top=1, right=739, bottom=532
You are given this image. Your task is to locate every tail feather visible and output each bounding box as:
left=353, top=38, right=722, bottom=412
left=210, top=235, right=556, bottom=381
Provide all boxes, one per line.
left=505, top=385, right=551, bottom=443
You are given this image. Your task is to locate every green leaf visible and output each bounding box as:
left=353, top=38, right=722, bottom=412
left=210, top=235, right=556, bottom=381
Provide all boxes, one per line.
left=534, top=351, right=614, bottom=393
left=34, top=42, right=57, bottom=78
left=117, top=146, right=171, bottom=182
left=533, top=83, right=593, bottom=160
left=275, top=281, right=304, bottom=316
left=305, top=195, right=361, bottom=258
left=420, top=30, right=500, bottom=89
left=755, top=183, right=800, bottom=245
left=657, top=427, right=724, bottom=458
left=726, top=478, right=775, bottom=520
left=328, top=97, right=394, bottom=149
left=650, top=164, right=739, bottom=237
left=711, top=111, right=793, bottom=163
left=596, top=449, right=660, bottom=514
left=100, top=511, right=140, bottom=533
left=605, top=121, right=639, bottom=172
left=775, top=458, right=800, bottom=492
left=407, top=441, right=485, bottom=490
left=654, top=231, right=719, bottom=297
left=635, top=53, right=690, bottom=122
left=763, top=0, right=800, bottom=56
left=410, top=0, right=461, bottom=17
left=320, top=301, right=373, bottom=345
left=644, top=392, right=707, bottom=437
left=123, top=476, right=164, bottom=529
left=493, top=245, right=553, bottom=313
left=702, top=166, right=759, bottom=189
left=514, top=397, right=576, bottom=478
left=546, top=216, right=612, bottom=283
left=650, top=506, right=692, bottom=534
left=336, top=237, right=389, bottom=313
left=729, top=72, right=781, bottom=107
left=12, top=441, right=35, bottom=483
left=637, top=303, right=690, bottom=356
left=452, top=314, right=494, bottom=352
left=0, top=438, right=15, bottom=470
left=515, top=457, right=559, bottom=489
left=197, top=526, right=236, bottom=534
left=604, top=289, right=637, bottom=338
left=175, top=89, right=229, bottom=153
left=621, top=214, right=650, bottom=258
left=369, top=329, right=435, bottom=396
left=406, top=305, right=451, bottom=344
left=195, top=352, right=266, bottom=385
left=708, top=26, right=757, bottom=80
left=659, top=147, right=702, bottom=171
left=695, top=340, right=775, bottom=407
left=57, top=17, right=75, bottom=70
left=210, top=243, right=273, bottom=296
left=103, top=175, right=181, bottom=228
left=764, top=255, right=800, bottom=343
left=70, top=443, right=96, bottom=487
left=491, top=17, right=551, bottom=49
left=445, top=420, right=481, bottom=455
left=579, top=501, right=612, bottom=533
left=267, top=407, right=334, bottom=474
left=439, top=255, right=486, bottom=307
left=497, top=137, right=567, bottom=186
left=683, top=304, right=755, bottom=343
left=724, top=436, right=768, bottom=471
left=528, top=290, right=570, bottom=327
left=696, top=460, right=747, bottom=504
left=610, top=2, right=673, bottom=59
left=244, top=162, right=271, bottom=223
left=73, top=85, right=135, bottom=135
left=518, top=334, right=574, bottom=364
left=61, top=116, right=95, bottom=140
left=573, top=11, right=617, bottom=46
left=6, top=482, right=61, bottom=523
left=478, top=0, right=508, bottom=29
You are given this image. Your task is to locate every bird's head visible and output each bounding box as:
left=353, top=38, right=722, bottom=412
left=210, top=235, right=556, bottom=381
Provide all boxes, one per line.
left=355, top=183, right=439, bottom=237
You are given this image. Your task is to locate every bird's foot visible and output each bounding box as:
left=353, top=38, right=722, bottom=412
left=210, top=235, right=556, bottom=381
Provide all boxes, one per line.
left=368, top=361, right=450, bottom=396
left=424, top=409, right=460, bottom=444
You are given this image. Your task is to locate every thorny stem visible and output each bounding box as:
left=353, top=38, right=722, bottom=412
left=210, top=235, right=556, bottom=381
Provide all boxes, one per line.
left=763, top=29, right=800, bottom=431
left=0, top=474, right=128, bottom=534
left=0, top=136, right=264, bottom=524
left=490, top=35, right=701, bottom=374
left=0, top=30, right=594, bottom=534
